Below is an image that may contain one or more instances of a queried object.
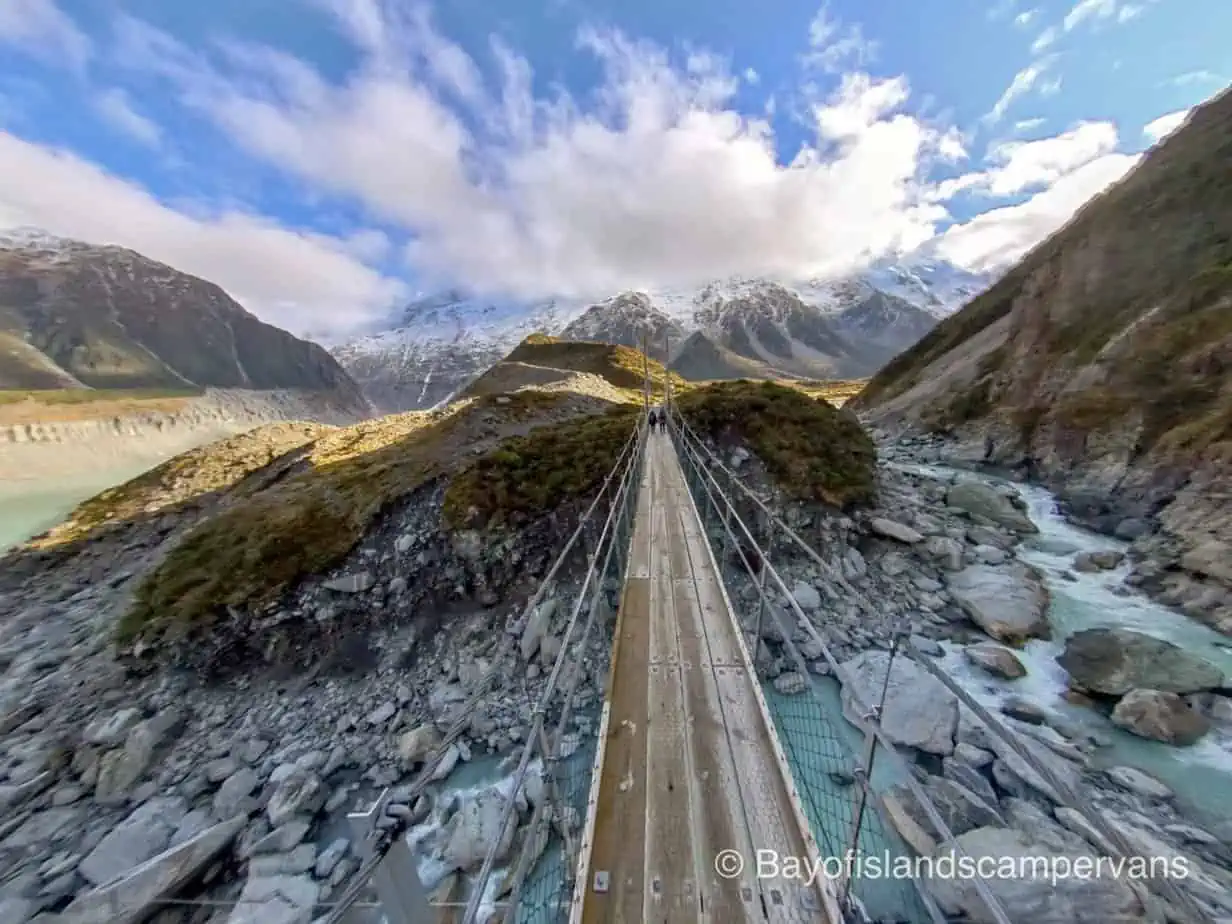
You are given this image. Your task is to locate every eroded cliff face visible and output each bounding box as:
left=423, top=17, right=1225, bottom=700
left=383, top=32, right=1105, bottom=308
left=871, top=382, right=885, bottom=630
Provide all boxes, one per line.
left=856, top=87, right=1232, bottom=631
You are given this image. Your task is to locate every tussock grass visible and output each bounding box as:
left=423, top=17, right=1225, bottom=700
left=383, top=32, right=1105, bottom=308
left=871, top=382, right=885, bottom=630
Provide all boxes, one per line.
left=675, top=380, right=876, bottom=508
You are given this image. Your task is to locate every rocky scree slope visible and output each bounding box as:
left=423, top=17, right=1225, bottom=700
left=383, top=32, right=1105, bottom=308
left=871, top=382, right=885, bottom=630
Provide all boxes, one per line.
left=853, top=88, right=1232, bottom=635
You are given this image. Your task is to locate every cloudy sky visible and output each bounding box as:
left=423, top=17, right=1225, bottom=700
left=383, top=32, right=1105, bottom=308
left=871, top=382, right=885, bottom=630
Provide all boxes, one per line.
left=0, top=0, right=1225, bottom=337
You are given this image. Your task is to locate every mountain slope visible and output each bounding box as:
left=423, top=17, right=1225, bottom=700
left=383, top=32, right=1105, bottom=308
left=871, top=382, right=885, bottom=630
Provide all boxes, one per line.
left=559, top=292, right=686, bottom=355
left=832, top=291, right=939, bottom=367
left=693, top=281, right=880, bottom=379
left=0, top=231, right=366, bottom=407
left=854, top=87, right=1232, bottom=631
left=668, top=331, right=780, bottom=380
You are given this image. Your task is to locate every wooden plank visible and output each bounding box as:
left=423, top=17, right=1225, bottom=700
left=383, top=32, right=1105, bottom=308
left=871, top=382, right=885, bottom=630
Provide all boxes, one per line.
left=581, top=577, right=651, bottom=924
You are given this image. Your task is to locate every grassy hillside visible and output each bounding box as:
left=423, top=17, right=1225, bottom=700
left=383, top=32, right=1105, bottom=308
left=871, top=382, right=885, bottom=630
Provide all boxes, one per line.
left=676, top=380, right=876, bottom=509
left=854, top=87, right=1232, bottom=467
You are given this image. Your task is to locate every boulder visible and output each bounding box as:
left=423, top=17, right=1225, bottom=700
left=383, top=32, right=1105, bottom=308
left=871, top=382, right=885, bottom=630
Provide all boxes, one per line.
left=1111, top=690, right=1211, bottom=746
left=439, top=788, right=518, bottom=872
left=927, top=827, right=1162, bottom=923
left=924, top=535, right=965, bottom=571
left=323, top=571, right=373, bottom=593
left=836, top=650, right=958, bottom=755
left=226, top=874, right=319, bottom=924
left=1105, top=766, right=1172, bottom=800
left=870, top=517, right=924, bottom=544
left=791, top=581, right=822, bottom=611
left=93, top=710, right=183, bottom=805
left=61, top=815, right=245, bottom=924
left=397, top=724, right=442, bottom=769
left=266, top=771, right=326, bottom=828
left=79, top=797, right=187, bottom=886
left=947, top=564, right=1050, bottom=642
left=519, top=598, right=557, bottom=661
left=964, top=643, right=1027, bottom=680
left=946, top=482, right=1038, bottom=534
left=1057, top=629, right=1224, bottom=695
left=772, top=672, right=809, bottom=695
left=1182, top=540, right=1232, bottom=586
left=890, top=776, right=1004, bottom=839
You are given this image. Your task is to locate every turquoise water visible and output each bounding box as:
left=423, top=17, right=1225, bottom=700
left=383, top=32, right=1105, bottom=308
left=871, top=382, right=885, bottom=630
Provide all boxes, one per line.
left=0, top=465, right=154, bottom=552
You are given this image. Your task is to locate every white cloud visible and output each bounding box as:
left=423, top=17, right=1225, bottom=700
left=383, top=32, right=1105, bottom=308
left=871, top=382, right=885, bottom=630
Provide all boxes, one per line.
left=1143, top=108, right=1190, bottom=143
left=803, top=3, right=877, bottom=74
left=105, top=3, right=958, bottom=298
left=1030, top=27, right=1057, bottom=54
left=983, top=121, right=1118, bottom=195
left=985, top=57, right=1055, bottom=124
left=1168, top=70, right=1223, bottom=87
left=1014, top=9, right=1039, bottom=27
left=0, top=0, right=90, bottom=69
left=1013, top=117, right=1046, bottom=133
left=94, top=88, right=162, bottom=147
left=935, top=151, right=1138, bottom=273
left=0, top=132, right=407, bottom=335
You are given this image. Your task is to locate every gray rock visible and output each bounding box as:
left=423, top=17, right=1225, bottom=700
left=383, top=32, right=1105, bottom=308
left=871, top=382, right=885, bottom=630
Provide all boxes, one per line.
left=323, top=572, right=374, bottom=593
left=82, top=709, right=142, bottom=749
left=791, top=581, right=821, bottom=611
left=927, top=826, right=1161, bottom=923
left=1057, top=629, right=1224, bottom=695
left=924, top=536, right=965, bottom=571
left=60, top=815, right=245, bottom=924
left=1182, top=540, right=1232, bottom=585
left=397, top=724, right=442, bottom=769
left=365, top=702, right=396, bottom=727
left=1111, top=689, right=1211, bottom=745
left=213, top=768, right=259, bottom=819
left=440, top=788, right=518, bottom=872
left=1105, top=766, right=1172, bottom=800
left=946, top=482, right=1038, bottom=534
left=952, top=742, right=994, bottom=769
left=837, top=650, right=958, bottom=755
left=942, top=757, right=999, bottom=807
left=1114, top=518, right=1150, bottom=541
left=892, top=775, right=1004, bottom=838
left=947, top=564, right=1050, bottom=643
left=973, top=544, right=1008, bottom=565
left=313, top=838, right=349, bottom=879
left=964, top=643, right=1027, bottom=680
left=772, top=672, right=808, bottom=695
left=93, top=710, right=183, bottom=805
left=266, top=771, right=326, bottom=827
left=870, top=518, right=924, bottom=544
left=251, top=821, right=312, bottom=855
left=520, top=598, right=557, bottom=661
left=225, top=874, right=319, bottom=924
left=79, top=797, right=187, bottom=887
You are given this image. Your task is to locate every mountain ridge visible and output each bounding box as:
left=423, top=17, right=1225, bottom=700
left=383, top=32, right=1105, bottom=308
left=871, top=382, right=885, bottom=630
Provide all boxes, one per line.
left=854, top=86, right=1232, bottom=633
left=0, top=230, right=370, bottom=413
left=333, top=261, right=988, bottom=412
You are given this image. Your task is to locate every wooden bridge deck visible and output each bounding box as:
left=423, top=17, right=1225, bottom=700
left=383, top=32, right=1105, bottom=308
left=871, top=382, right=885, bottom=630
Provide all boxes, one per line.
left=573, top=429, right=840, bottom=924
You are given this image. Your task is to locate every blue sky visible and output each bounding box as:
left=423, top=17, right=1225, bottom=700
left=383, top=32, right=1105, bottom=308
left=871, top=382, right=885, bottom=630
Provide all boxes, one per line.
left=0, top=0, right=1226, bottom=337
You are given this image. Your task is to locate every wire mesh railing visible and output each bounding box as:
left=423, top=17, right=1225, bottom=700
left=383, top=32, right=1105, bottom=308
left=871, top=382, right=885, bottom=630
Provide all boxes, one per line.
left=317, top=415, right=648, bottom=924
left=666, top=407, right=1011, bottom=924
left=666, top=403, right=1218, bottom=924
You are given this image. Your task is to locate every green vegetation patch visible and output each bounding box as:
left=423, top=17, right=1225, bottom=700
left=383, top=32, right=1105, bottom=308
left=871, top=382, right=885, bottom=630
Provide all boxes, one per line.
left=444, top=404, right=640, bottom=530
left=675, top=380, right=877, bottom=508
left=118, top=390, right=574, bottom=648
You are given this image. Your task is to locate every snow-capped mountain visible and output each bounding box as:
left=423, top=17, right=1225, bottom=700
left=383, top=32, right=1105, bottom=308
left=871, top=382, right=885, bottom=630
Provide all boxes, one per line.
left=331, top=262, right=990, bottom=411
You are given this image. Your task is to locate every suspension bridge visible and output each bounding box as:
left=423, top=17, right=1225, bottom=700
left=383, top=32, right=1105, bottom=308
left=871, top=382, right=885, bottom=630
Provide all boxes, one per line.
left=313, top=383, right=1216, bottom=924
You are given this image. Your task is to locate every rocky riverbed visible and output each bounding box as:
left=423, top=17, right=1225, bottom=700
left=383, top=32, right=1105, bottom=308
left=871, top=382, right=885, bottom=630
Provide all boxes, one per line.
left=718, top=427, right=1232, bottom=922
left=2, top=419, right=1231, bottom=923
